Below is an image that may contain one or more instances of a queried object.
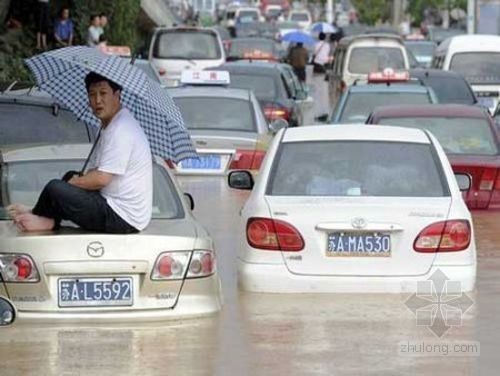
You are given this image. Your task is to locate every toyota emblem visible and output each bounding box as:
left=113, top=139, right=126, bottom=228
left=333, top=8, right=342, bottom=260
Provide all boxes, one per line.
left=351, top=217, right=367, bottom=229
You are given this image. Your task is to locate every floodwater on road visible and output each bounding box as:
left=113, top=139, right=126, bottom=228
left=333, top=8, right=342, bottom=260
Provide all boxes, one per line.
left=0, top=176, right=499, bottom=376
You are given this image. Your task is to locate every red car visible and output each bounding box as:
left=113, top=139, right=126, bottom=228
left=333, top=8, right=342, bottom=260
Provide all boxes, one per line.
left=367, top=104, right=500, bottom=209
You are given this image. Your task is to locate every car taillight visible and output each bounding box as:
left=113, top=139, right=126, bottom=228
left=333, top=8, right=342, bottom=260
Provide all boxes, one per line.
left=414, top=220, right=471, bottom=253
left=479, top=168, right=497, bottom=191
left=229, top=149, right=266, bottom=170
left=158, top=68, right=167, bottom=76
left=263, top=105, right=290, bottom=121
left=187, top=250, right=216, bottom=278
left=151, top=252, right=190, bottom=280
left=340, top=80, right=347, bottom=92
left=246, top=217, right=304, bottom=251
left=0, top=254, right=39, bottom=282
left=164, top=159, right=176, bottom=169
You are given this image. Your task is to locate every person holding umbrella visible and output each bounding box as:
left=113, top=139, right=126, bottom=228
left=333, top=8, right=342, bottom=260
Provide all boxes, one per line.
left=9, top=72, right=153, bottom=234
left=287, top=42, right=309, bottom=82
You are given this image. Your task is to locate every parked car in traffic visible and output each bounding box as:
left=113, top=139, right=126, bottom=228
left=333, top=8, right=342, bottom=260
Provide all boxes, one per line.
left=0, top=144, right=223, bottom=322
left=226, top=37, right=283, bottom=62
left=404, top=40, right=437, bottom=68
left=367, top=104, right=500, bottom=210
left=228, top=125, right=476, bottom=293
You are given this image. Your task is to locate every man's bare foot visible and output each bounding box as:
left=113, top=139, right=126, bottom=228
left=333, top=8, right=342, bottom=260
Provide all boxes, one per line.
left=6, top=204, right=31, bottom=219
left=15, top=213, right=55, bottom=232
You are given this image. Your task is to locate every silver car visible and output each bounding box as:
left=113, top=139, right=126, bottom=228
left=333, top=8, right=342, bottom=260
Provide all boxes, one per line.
left=170, top=86, right=273, bottom=175
left=0, top=144, right=222, bottom=322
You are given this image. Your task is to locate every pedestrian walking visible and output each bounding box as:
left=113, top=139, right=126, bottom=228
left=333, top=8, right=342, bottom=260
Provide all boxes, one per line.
left=287, top=42, right=309, bottom=83
left=54, top=7, right=74, bottom=47
left=312, top=32, right=331, bottom=121
left=36, top=0, right=50, bottom=50
left=87, top=14, right=102, bottom=47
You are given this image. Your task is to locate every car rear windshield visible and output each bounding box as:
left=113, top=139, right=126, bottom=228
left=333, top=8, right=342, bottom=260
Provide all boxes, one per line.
left=450, top=52, right=500, bottom=84
left=377, top=117, right=498, bottom=155
left=173, top=97, right=256, bottom=132
left=229, top=40, right=275, bottom=57
left=348, top=47, right=406, bottom=74
left=290, top=13, right=309, bottom=21
left=0, top=161, right=183, bottom=220
left=405, top=42, right=436, bottom=57
left=267, top=141, right=447, bottom=197
left=0, top=103, right=91, bottom=146
left=238, top=10, right=259, bottom=22
left=153, top=31, right=221, bottom=60
left=228, top=73, right=278, bottom=100
left=339, top=92, right=431, bottom=123
left=418, top=76, right=475, bottom=104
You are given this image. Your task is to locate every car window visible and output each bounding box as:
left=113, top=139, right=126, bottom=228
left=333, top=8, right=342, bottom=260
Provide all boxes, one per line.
left=450, top=52, right=500, bottom=84
left=228, top=40, right=275, bottom=57
left=0, top=160, right=183, bottom=220
left=173, top=97, right=256, bottom=132
left=282, top=66, right=307, bottom=100
left=153, top=31, right=221, bottom=60
left=339, top=92, right=432, bottom=123
left=405, top=42, right=436, bottom=58
left=348, top=47, right=406, bottom=74
left=290, top=13, right=309, bottom=21
left=237, top=10, right=259, bottom=23
left=419, top=76, right=476, bottom=104
left=227, top=73, right=278, bottom=100
left=0, top=103, right=91, bottom=146
left=267, top=141, right=448, bottom=197
left=378, top=117, right=498, bottom=155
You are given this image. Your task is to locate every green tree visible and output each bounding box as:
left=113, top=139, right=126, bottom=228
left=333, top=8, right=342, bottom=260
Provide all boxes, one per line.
left=407, top=0, right=467, bottom=26
left=351, top=0, right=392, bottom=25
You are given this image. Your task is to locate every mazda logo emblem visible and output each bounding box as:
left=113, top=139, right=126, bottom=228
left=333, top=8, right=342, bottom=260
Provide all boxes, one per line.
left=87, top=241, right=105, bottom=258
left=351, top=217, right=367, bottom=229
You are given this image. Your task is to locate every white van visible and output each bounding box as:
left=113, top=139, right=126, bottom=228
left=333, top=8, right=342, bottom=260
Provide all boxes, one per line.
left=148, top=27, right=226, bottom=87
left=433, top=34, right=500, bottom=113
left=288, top=10, right=312, bottom=30
left=328, top=34, right=410, bottom=108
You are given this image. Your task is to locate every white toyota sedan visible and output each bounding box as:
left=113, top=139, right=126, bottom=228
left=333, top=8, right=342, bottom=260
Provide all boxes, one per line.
left=0, top=144, right=222, bottom=322
left=229, top=125, right=477, bottom=293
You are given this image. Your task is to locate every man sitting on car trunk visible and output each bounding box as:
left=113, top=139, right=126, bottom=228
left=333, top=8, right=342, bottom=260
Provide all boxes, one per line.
left=7, top=72, right=153, bottom=234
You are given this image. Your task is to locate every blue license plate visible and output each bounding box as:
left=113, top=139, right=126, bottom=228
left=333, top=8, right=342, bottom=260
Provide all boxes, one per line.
left=180, top=155, right=221, bottom=170
left=58, top=278, right=133, bottom=307
left=327, top=233, right=391, bottom=257
left=478, top=96, right=495, bottom=109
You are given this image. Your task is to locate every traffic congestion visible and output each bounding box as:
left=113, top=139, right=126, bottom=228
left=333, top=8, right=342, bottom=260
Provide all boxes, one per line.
left=0, top=0, right=499, bottom=374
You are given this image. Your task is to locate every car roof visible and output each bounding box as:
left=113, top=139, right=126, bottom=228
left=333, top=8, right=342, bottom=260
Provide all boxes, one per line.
left=349, top=83, right=430, bottom=94
left=231, top=37, right=275, bottom=43
left=437, top=34, right=500, bottom=53
left=370, top=104, right=489, bottom=119
left=281, top=125, right=430, bottom=144
left=169, top=86, right=252, bottom=100
left=338, top=33, right=404, bottom=46
left=217, top=61, right=285, bottom=73
left=409, top=68, right=465, bottom=79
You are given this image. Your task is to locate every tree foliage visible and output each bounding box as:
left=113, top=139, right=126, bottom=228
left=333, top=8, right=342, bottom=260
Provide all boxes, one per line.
left=351, top=0, right=392, bottom=25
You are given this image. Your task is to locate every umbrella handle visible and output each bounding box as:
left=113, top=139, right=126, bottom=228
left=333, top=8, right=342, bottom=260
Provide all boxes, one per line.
left=80, top=128, right=102, bottom=175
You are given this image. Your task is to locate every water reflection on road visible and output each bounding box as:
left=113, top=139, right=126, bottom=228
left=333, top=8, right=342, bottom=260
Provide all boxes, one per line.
left=0, top=177, right=499, bottom=375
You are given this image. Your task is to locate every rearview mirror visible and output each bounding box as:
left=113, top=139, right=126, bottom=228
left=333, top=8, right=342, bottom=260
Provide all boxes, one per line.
left=0, top=297, right=16, bottom=327
left=455, top=173, right=471, bottom=192
left=228, top=170, right=254, bottom=190
left=184, top=193, right=195, bottom=210
left=269, top=118, right=288, bottom=133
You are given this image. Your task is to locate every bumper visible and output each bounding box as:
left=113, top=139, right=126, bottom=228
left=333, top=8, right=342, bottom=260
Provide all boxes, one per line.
left=238, top=259, right=476, bottom=293
left=14, top=275, right=223, bottom=323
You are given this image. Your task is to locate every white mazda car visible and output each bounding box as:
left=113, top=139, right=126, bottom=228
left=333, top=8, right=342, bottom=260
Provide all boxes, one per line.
left=229, top=125, right=477, bottom=293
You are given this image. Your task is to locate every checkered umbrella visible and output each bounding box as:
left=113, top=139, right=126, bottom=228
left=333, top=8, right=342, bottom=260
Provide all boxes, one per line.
left=25, top=46, right=197, bottom=162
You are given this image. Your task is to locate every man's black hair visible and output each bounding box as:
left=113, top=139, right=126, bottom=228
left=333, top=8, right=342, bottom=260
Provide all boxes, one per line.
left=319, top=32, right=326, bottom=41
left=99, top=13, right=107, bottom=18
left=85, top=72, right=122, bottom=93
left=90, top=14, right=99, bottom=22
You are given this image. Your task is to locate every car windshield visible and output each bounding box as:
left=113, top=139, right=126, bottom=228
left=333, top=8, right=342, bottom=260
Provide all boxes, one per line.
left=0, top=103, right=91, bottom=146
left=450, top=52, right=500, bottom=84
left=378, top=117, right=498, bottom=155
left=0, top=160, right=182, bottom=220
left=229, top=40, right=275, bottom=57
left=173, top=97, right=256, bottom=131
left=418, top=76, right=475, bottom=104
left=348, top=47, right=406, bottom=74
left=290, top=13, right=309, bottom=21
left=339, top=92, right=431, bottom=123
left=153, top=31, right=221, bottom=60
left=267, top=141, right=447, bottom=197
left=405, top=42, right=436, bottom=58
left=227, top=73, right=277, bottom=100
left=238, top=11, right=259, bottom=22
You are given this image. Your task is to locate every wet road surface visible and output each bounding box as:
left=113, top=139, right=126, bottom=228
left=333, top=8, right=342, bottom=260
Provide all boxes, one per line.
left=1, top=176, right=499, bottom=375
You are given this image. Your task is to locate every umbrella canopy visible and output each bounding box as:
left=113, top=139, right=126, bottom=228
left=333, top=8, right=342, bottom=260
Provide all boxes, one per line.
left=281, top=30, right=316, bottom=46
left=25, top=46, right=196, bottom=163
left=310, top=22, right=338, bottom=34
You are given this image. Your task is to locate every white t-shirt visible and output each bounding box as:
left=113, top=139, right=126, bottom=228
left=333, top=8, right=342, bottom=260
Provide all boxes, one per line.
left=88, top=108, right=153, bottom=230
left=87, top=25, right=101, bottom=46
left=313, top=41, right=331, bottom=65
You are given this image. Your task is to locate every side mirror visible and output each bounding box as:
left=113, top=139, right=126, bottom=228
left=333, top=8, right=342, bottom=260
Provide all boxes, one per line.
left=455, top=173, right=471, bottom=192
left=228, top=170, right=254, bottom=190
left=0, top=297, right=16, bottom=326
left=184, top=193, right=195, bottom=210
left=269, top=118, right=288, bottom=133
